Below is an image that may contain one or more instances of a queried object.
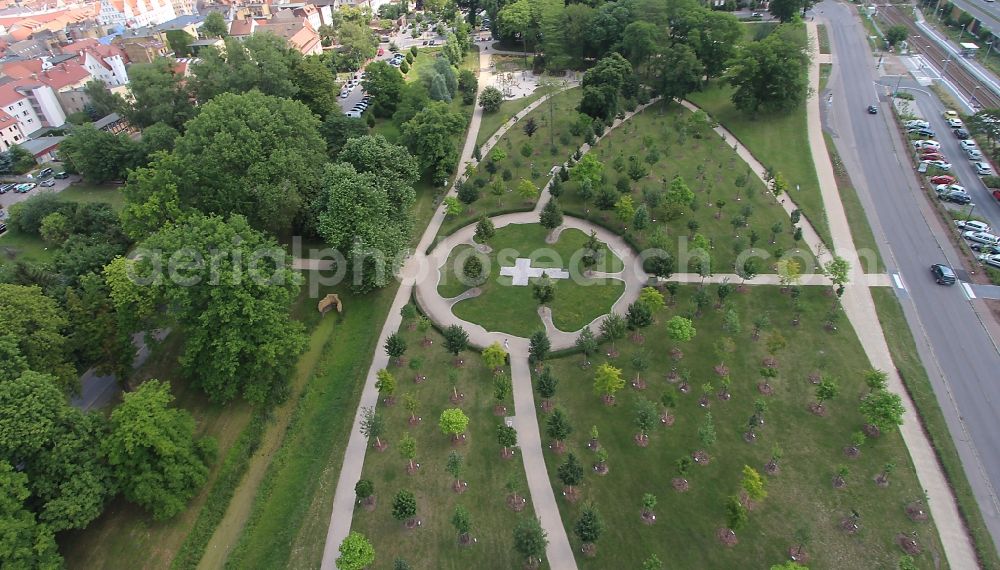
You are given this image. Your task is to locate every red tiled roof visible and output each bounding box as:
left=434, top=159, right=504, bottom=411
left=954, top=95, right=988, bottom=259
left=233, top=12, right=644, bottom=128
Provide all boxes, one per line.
left=39, top=62, right=91, bottom=89
left=0, top=81, right=30, bottom=107
left=1, top=59, right=43, bottom=79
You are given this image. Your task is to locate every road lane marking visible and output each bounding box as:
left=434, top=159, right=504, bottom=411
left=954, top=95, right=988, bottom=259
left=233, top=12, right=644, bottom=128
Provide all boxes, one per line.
left=892, top=272, right=906, bottom=290
left=962, top=282, right=976, bottom=299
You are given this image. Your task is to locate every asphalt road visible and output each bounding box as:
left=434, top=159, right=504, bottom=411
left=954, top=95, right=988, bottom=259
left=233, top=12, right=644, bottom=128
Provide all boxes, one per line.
left=821, top=0, right=1000, bottom=549
left=0, top=170, right=78, bottom=216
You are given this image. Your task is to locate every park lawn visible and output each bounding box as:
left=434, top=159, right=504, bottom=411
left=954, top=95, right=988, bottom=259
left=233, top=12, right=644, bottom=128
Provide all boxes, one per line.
left=476, top=85, right=556, bottom=148
left=870, top=288, right=1000, bottom=568
left=559, top=99, right=817, bottom=274
left=445, top=224, right=626, bottom=336
left=350, top=323, right=542, bottom=569
left=442, top=88, right=585, bottom=236
left=56, top=183, right=126, bottom=210
left=438, top=244, right=477, bottom=299
left=539, top=285, right=946, bottom=569
left=688, top=79, right=832, bottom=250
left=223, top=278, right=396, bottom=569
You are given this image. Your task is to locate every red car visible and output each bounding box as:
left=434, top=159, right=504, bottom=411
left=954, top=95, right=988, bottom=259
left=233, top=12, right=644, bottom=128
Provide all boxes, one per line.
left=931, top=175, right=956, bottom=185
left=993, top=189, right=1000, bottom=202
left=921, top=153, right=946, bottom=162
left=377, top=47, right=385, bottom=56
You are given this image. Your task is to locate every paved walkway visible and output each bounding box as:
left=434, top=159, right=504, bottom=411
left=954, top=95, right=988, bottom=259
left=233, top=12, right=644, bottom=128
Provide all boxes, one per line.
left=803, top=21, right=978, bottom=568
left=319, top=51, right=581, bottom=570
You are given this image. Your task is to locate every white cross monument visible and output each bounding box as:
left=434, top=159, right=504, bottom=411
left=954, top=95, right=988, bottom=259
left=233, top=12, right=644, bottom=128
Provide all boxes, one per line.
left=499, top=258, right=570, bottom=286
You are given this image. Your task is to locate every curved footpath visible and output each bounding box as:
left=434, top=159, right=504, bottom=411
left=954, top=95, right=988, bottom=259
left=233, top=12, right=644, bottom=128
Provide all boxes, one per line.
left=319, top=51, right=581, bottom=570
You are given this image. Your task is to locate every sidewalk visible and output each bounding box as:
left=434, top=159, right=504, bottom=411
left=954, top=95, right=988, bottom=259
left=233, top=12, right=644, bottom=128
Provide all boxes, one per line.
left=804, top=21, right=979, bottom=569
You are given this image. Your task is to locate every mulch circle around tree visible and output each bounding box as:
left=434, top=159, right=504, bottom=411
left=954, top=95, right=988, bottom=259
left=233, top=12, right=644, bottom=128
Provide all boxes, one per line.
left=524, top=557, right=541, bottom=570
left=395, top=357, right=408, bottom=368
left=692, top=450, right=710, bottom=465
left=757, top=382, right=773, bottom=395
left=762, top=357, right=778, bottom=368
left=843, top=446, right=860, bottom=458
left=406, top=463, right=420, bottom=475
left=630, top=332, right=645, bottom=345
left=581, top=543, right=597, bottom=557
left=792, top=317, right=801, bottom=327
left=744, top=431, right=757, bottom=444
left=896, top=533, right=922, bottom=555
left=634, top=433, right=649, bottom=447
left=587, top=438, right=600, bottom=451
left=906, top=502, right=929, bottom=522
left=716, top=528, right=738, bottom=547
left=563, top=486, right=580, bottom=503
left=550, top=440, right=566, bottom=454
left=670, top=348, right=684, bottom=361
left=458, top=533, right=475, bottom=547
left=408, top=416, right=422, bottom=427
left=450, top=434, right=468, bottom=448
left=631, top=379, right=647, bottom=391
left=832, top=475, right=846, bottom=489
left=863, top=423, right=881, bottom=438
left=808, top=403, right=826, bottom=416
left=667, top=370, right=679, bottom=382
left=453, top=358, right=465, bottom=368
left=420, top=338, right=433, bottom=348
left=606, top=349, right=620, bottom=358
left=601, top=394, right=616, bottom=406
left=494, top=404, right=507, bottom=416
left=374, top=440, right=388, bottom=452
left=875, top=473, right=890, bottom=488
left=450, top=393, right=465, bottom=405
left=452, top=480, right=468, bottom=494
left=641, top=510, right=657, bottom=525
left=413, top=374, right=426, bottom=384
left=382, top=396, right=395, bottom=407
left=788, top=546, right=811, bottom=563
left=404, top=517, right=422, bottom=530
left=362, top=496, right=376, bottom=512
left=593, top=462, right=608, bottom=475
left=672, top=477, right=689, bottom=492
left=507, top=494, right=527, bottom=512
left=840, top=518, right=860, bottom=535
left=698, top=396, right=710, bottom=408
left=540, top=400, right=554, bottom=413
left=808, top=371, right=822, bottom=384
left=717, top=390, right=731, bottom=401
left=501, top=448, right=515, bottom=460
left=764, top=460, right=780, bottom=476
left=679, top=383, right=690, bottom=393
left=714, top=365, right=730, bottom=377
left=661, top=413, right=675, bottom=426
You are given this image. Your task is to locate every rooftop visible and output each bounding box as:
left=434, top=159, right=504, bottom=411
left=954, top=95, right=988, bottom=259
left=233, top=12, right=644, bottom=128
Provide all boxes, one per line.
left=20, top=135, right=64, bottom=155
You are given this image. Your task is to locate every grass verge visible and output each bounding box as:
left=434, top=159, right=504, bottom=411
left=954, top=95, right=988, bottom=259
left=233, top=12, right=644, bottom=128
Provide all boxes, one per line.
left=871, top=287, right=1000, bottom=569
left=823, top=132, right=886, bottom=273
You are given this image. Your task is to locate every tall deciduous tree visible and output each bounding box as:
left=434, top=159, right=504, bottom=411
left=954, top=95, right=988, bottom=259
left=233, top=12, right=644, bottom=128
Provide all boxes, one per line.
left=859, top=389, right=906, bottom=432
left=201, top=11, right=228, bottom=37
left=443, top=325, right=470, bottom=357
left=402, top=101, right=467, bottom=185
left=103, top=380, right=214, bottom=520
left=364, top=61, right=406, bottom=117
left=728, top=25, right=808, bottom=113
left=123, top=58, right=195, bottom=129
left=0, top=461, right=62, bottom=569
left=439, top=408, right=470, bottom=440
left=0, top=284, right=75, bottom=388
left=336, top=531, right=375, bottom=570
left=107, top=215, right=306, bottom=404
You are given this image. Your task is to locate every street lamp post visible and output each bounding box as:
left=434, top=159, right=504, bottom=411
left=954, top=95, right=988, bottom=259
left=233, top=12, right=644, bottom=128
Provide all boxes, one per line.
left=894, top=73, right=904, bottom=95
left=942, top=57, right=952, bottom=75
left=966, top=202, right=977, bottom=223
left=987, top=40, right=995, bottom=61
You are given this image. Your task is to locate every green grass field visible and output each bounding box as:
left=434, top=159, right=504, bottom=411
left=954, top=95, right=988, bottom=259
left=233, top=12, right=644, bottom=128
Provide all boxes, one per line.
left=688, top=79, right=831, bottom=249
left=559, top=99, right=816, bottom=274
left=443, top=224, right=626, bottom=337
left=476, top=85, right=556, bottom=148
left=824, top=132, right=885, bottom=273
left=539, top=285, right=945, bottom=569
left=443, top=88, right=585, bottom=235
left=350, top=324, right=541, bottom=569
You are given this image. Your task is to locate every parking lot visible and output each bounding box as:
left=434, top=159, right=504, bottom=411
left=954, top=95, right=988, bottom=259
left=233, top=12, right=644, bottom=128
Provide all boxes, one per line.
left=0, top=169, right=78, bottom=220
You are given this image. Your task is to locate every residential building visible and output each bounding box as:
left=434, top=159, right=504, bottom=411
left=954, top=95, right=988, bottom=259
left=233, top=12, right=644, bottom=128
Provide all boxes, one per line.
left=72, top=43, right=129, bottom=87
left=0, top=110, right=25, bottom=152
left=227, top=17, right=257, bottom=39
left=188, top=37, right=223, bottom=55
left=153, top=14, right=202, bottom=36
left=255, top=14, right=321, bottom=55
left=0, top=80, right=59, bottom=133
left=98, top=0, right=177, bottom=29
left=120, top=35, right=169, bottom=62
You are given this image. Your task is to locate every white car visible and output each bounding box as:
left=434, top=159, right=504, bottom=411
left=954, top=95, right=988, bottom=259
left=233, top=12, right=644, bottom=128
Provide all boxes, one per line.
left=964, top=230, right=1000, bottom=246
left=956, top=219, right=991, bottom=233
left=339, top=89, right=350, bottom=98
left=974, top=162, right=994, bottom=175
left=960, top=139, right=978, bottom=151
left=906, top=120, right=930, bottom=129
left=345, top=109, right=363, bottom=118
left=923, top=160, right=952, bottom=171
left=913, top=140, right=940, bottom=150
left=967, top=149, right=984, bottom=160
left=978, top=254, right=1000, bottom=269
left=936, top=184, right=966, bottom=194
left=948, top=118, right=964, bottom=128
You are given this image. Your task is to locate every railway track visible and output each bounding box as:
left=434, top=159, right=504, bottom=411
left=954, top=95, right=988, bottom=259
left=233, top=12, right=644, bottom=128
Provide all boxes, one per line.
left=880, top=5, right=1000, bottom=109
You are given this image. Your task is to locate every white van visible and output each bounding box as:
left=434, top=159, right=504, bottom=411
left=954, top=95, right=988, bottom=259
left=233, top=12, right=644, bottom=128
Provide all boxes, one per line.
left=345, top=109, right=363, bottom=118
left=963, top=231, right=1000, bottom=247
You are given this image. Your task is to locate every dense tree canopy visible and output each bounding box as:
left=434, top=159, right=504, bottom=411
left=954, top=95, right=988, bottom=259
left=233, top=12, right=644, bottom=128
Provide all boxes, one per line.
left=124, top=58, right=196, bottom=130
left=59, top=125, right=141, bottom=183
left=363, top=61, right=406, bottom=118
left=0, top=461, right=62, bottom=569
left=402, top=102, right=468, bottom=185
left=0, top=284, right=75, bottom=388
left=103, top=380, right=214, bottom=519
left=728, top=25, right=809, bottom=113
left=107, top=215, right=306, bottom=403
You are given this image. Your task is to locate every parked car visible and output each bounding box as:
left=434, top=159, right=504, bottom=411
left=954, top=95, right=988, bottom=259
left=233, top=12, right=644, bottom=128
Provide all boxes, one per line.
left=940, top=189, right=972, bottom=204
left=923, top=159, right=952, bottom=171
left=912, top=127, right=936, bottom=137
left=931, top=263, right=956, bottom=285
left=39, top=179, right=55, bottom=187
left=345, top=109, right=363, bottom=118
left=960, top=139, right=978, bottom=151
left=38, top=167, right=53, bottom=178
left=948, top=118, right=964, bottom=128
left=930, top=175, right=956, bottom=184
left=955, top=128, right=971, bottom=139
left=0, top=183, right=12, bottom=194
left=977, top=254, right=1000, bottom=269
left=956, top=219, right=991, bottom=233
left=906, top=119, right=930, bottom=129
left=14, top=182, right=35, bottom=193
left=974, top=162, right=994, bottom=175
left=936, top=184, right=965, bottom=194
left=340, top=89, right=350, bottom=98
left=971, top=242, right=1000, bottom=253
left=963, top=230, right=1000, bottom=247
left=913, top=140, right=941, bottom=150
left=920, top=150, right=946, bottom=159
left=967, top=149, right=984, bottom=160
left=945, top=109, right=959, bottom=119
left=53, top=171, right=68, bottom=179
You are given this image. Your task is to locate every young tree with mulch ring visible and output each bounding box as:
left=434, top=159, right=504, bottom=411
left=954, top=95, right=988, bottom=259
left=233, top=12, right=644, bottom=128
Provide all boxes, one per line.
left=512, top=517, right=547, bottom=569
left=546, top=407, right=573, bottom=453
left=360, top=406, right=386, bottom=450
left=442, top=324, right=469, bottom=365
left=452, top=504, right=473, bottom=545
left=633, top=397, right=658, bottom=447
left=599, top=312, right=626, bottom=356
left=474, top=216, right=495, bottom=243
left=446, top=450, right=466, bottom=493
left=493, top=373, right=512, bottom=416
left=354, top=478, right=375, bottom=510
left=574, top=502, right=604, bottom=556
left=859, top=389, right=905, bottom=436
left=593, top=362, right=625, bottom=405
left=660, top=388, right=677, bottom=426
left=391, top=489, right=418, bottom=528
left=528, top=330, right=550, bottom=363
left=399, top=433, right=417, bottom=474
left=505, top=472, right=526, bottom=511
left=810, top=377, right=839, bottom=416
left=439, top=408, right=469, bottom=442
left=575, top=326, right=598, bottom=367
left=482, top=342, right=507, bottom=373
left=375, top=369, right=396, bottom=406
left=641, top=493, right=657, bottom=524
left=765, top=443, right=783, bottom=475
left=594, top=447, right=609, bottom=475
left=402, top=392, right=419, bottom=425
left=497, top=424, right=517, bottom=459
left=536, top=367, right=558, bottom=412
left=674, top=456, right=692, bottom=491
left=385, top=332, right=407, bottom=366
left=558, top=452, right=584, bottom=502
